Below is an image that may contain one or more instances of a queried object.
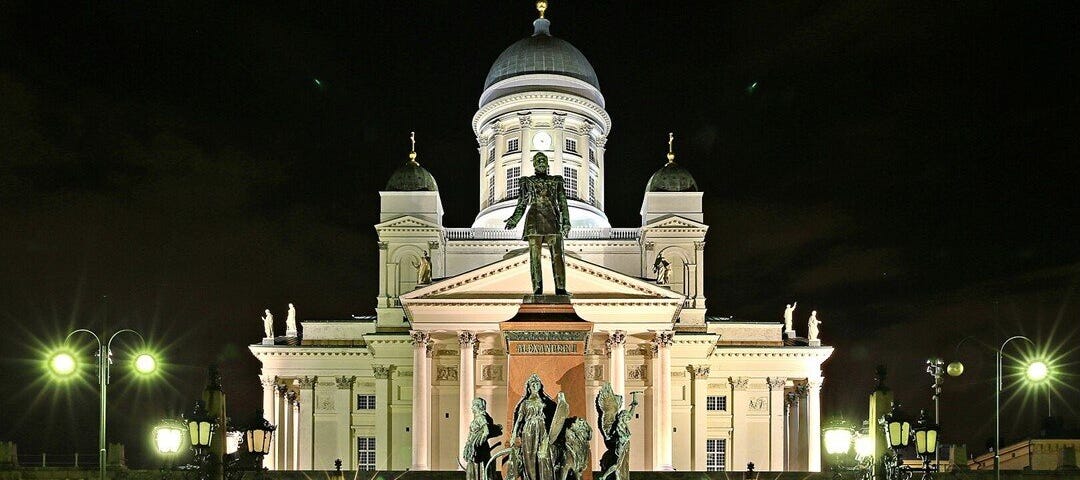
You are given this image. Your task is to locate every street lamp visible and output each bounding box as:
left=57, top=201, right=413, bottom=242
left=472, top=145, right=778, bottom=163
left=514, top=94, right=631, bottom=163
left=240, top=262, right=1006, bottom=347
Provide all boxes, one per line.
left=46, top=328, right=158, bottom=480
left=995, top=336, right=1046, bottom=480
left=825, top=419, right=870, bottom=479
left=242, top=410, right=275, bottom=470
left=912, top=410, right=939, bottom=479
left=882, top=403, right=911, bottom=480
left=186, top=400, right=218, bottom=454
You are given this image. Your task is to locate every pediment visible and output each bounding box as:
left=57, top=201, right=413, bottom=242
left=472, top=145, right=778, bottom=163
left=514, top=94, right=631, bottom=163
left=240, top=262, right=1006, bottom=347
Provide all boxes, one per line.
left=400, top=252, right=684, bottom=331
left=402, top=252, right=682, bottom=301
left=374, top=215, right=442, bottom=230
left=641, top=214, right=708, bottom=231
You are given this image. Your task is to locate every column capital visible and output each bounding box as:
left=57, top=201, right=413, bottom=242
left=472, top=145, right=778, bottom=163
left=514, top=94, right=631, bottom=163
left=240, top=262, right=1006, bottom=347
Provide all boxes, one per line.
left=298, top=376, right=317, bottom=389
left=410, top=330, right=431, bottom=346
left=285, top=390, right=298, bottom=402
left=373, top=365, right=392, bottom=379
left=276, top=383, right=289, bottom=396
left=729, top=376, right=750, bottom=390
left=652, top=330, right=674, bottom=353
left=458, top=330, right=478, bottom=349
left=259, top=375, right=278, bottom=387
left=785, top=391, right=800, bottom=407
left=335, top=375, right=356, bottom=389
left=377, top=241, right=389, bottom=250
left=767, top=377, right=787, bottom=390
left=605, top=330, right=627, bottom=349
left=807, top=377, right=824, bottom=390
left=692, top=365, right=711, bottom=379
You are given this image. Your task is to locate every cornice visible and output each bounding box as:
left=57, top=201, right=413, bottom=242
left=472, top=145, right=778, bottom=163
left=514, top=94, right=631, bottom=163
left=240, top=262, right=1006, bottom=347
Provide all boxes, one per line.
left=473, top=91, right=611, bottom=135
left=711, top=348, right=834, bottom=359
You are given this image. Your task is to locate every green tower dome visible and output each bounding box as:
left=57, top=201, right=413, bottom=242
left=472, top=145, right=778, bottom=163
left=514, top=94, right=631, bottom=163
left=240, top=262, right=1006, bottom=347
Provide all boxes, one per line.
left=385, top=153, right=438, bottom=192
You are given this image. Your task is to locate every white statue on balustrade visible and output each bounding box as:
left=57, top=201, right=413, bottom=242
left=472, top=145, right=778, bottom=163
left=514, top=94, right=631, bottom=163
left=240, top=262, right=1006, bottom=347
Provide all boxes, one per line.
left=783, top=301, right=797, bottom=333
left=262, top=309, right=274, bottom=339
left=807, top=310, right=821, bottom=342
left=286, top=303, right=298, bottom=336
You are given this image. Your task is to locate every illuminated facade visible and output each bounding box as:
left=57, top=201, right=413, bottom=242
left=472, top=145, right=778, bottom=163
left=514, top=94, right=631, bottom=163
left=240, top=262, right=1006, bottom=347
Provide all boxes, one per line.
left=250, top=6, right=832, bottom=473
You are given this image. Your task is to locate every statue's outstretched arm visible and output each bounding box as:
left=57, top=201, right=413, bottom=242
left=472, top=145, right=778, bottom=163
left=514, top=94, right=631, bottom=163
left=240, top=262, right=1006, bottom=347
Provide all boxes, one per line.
left=505, top=179, right=530, bottom=227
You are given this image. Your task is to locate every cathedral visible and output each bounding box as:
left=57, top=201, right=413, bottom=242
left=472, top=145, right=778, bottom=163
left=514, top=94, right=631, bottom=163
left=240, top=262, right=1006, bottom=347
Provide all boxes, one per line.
left=250, top=3, right=832, bottom=473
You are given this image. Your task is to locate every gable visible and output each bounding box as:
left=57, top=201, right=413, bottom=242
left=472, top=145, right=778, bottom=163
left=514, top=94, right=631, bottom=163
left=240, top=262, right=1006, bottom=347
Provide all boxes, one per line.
left=374, top=215, right=442, bottom=231
left=641, top=214, right=708, bottom=231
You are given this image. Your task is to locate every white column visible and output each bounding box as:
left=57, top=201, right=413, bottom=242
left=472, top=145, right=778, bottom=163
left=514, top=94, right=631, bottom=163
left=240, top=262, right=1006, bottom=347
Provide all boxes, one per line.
left=274, top=384, right=288, bottom=469
left=458, top=331, right=478, bottom=463
left=260, top=376, right=277, bottom=470
left=606, top=330, right=626, bottom=397
left=654, top=331, right=674, bottom=471
left=282, top=390, right=296, bottom=470
left=691, top=366, right=710, bottom=471
left=807, top=378, right=823, bottom=472
left=410, top=330, right=432, bottom=470
left=297, top=377, right=316, bottom=470
left=767, top=377, right=786, bottom=471
left=373, top=366, right=392, bottom=470
left=291, top=395, right=300, bottom=470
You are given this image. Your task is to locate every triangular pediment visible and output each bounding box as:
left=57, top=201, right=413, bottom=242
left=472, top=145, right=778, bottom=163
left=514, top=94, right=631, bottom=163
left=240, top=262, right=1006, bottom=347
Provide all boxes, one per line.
left=400, top=253, right=684, bottom=330
left=374, top=215, right=442, bottom=230
left=641, top=214, right=708, bottom=231
left=402, top=253, right=682, bottom=300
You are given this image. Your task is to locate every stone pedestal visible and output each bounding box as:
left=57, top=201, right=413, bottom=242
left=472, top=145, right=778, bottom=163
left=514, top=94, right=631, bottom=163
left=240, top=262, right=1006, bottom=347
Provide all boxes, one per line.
left=784, top=329, right=795, bottom=339
left=262, top=337, right=275, bottom=345
left=500, top=300, right=594, bottom=480
left=808, top=339, right=821, bottom=347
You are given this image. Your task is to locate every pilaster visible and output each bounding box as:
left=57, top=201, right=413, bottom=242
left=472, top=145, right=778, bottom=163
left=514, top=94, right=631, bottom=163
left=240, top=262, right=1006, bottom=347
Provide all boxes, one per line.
left=334, top=376, right=354, bottom=469
left=691, top=365, right=710, bottom=471
left=729, top=376, right=751, bottom=469
left=767, top=377, right=787, bottom=471
left=373, top=365, right=393, bottom=470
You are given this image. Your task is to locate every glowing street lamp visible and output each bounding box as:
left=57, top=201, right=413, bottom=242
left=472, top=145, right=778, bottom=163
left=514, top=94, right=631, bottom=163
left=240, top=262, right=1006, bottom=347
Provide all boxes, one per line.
left=912, top=410, right=940, bottom=479
left=154, top=420, right=186, bottom=455
left=47, top=328, right=158, bottom=480
left=994, top=335, right=1047, bottom=480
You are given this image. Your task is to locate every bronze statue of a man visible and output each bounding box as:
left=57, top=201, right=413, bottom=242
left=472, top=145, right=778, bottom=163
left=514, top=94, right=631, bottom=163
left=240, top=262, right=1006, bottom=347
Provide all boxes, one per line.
left=505, top=152, right=571, bottom=295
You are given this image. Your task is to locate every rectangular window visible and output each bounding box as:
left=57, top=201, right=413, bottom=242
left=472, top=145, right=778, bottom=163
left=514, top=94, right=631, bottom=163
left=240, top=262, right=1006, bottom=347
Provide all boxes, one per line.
left=589, top=148, right=596, bottom=164
left=487, top=175, right=496, bottom=206
left=588, top=175, right=596, bottom=205
left=356, top=394, right=376, bottom=410
left=706, top=438, right=727, bottom=471
left=507, top=138, right=520, bottom=153
left=357, top=437, right=376, bottom=470
left=706, top=395, right=727, bottom=411
left=506, top=166, right=521, bottom=199
left=563, top=166, right=578, bottom=199
left=564, top=138, right=577, bottom=153
left=487, top=145, right=496, bottom=165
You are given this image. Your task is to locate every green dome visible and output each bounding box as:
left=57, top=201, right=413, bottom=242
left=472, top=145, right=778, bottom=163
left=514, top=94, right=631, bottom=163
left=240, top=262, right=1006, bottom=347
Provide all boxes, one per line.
left=484, top=18, right=599, bottom=90
left=385, top=160, right=438, bottom=192
left=646, top=161, right=699, bottom=192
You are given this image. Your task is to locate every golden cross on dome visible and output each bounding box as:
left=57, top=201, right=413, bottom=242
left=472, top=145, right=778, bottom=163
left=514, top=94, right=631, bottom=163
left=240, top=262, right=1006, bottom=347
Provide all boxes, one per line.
left=409, top=131, right=418, bottom=162
left=667, top=132, right=675, bottom=162
left=537, top=1, right=548, bottom=19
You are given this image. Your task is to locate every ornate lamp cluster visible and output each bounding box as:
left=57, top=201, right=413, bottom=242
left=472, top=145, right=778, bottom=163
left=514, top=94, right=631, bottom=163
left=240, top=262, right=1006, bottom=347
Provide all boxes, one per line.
left=881, top=404, right=940, bottom=480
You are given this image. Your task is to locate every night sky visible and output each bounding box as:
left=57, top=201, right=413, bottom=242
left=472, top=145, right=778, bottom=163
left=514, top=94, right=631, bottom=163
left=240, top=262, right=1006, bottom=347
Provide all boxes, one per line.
left=2, top=1, right=1079, bottom=468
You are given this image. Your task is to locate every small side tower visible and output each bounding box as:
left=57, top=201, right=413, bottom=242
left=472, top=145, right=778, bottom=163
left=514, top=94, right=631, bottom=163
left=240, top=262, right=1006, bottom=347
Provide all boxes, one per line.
left=375, top=132, right=444, bottom=328
left=639, top=133, right=708, bottom=326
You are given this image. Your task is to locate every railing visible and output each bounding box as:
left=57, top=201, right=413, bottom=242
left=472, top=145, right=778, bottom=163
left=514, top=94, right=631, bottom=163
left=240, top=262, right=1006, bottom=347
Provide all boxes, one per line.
left=445, top=227, right=639, bottom=241
left=16, top=453, right=99, bottom=468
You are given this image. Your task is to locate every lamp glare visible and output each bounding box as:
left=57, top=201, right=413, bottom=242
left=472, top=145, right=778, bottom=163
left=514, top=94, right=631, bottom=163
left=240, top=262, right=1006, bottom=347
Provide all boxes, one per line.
left=1026, top=361, right=1048, bottom=382
left=946, top=361, right=964, bottom=377
left=49, top=352, right=77, bottom=377
left=134, top=353, right=157, bottom=374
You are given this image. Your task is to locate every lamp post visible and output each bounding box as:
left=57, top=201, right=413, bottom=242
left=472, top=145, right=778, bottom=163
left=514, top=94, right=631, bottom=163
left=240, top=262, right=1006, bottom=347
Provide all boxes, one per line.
left=924, top=358, right=944, bottom=467
left=994, top=336, right=1048, bottom=480
left=882, top=403, right=911, bottom=480
left=47, top=328, right=158, bottom=480
left=911, top=410, right=940, bottom=480
left=155, top=408, right=274, bottom=480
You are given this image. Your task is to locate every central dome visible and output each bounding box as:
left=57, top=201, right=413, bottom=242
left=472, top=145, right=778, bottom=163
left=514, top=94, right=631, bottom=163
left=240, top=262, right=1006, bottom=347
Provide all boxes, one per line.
left=484, top=18, right=599, bottom=90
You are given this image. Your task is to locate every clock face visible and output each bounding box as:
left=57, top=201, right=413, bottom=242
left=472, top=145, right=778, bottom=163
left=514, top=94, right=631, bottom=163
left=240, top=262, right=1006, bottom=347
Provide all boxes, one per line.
left=532, top=131, right=552, bottom=151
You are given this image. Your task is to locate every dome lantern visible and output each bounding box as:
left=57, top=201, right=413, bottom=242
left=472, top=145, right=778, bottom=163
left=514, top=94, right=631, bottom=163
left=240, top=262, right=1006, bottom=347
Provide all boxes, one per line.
left=645, top=132, right=699, bottom=192
left=385, top=131, right=439, bottom=192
